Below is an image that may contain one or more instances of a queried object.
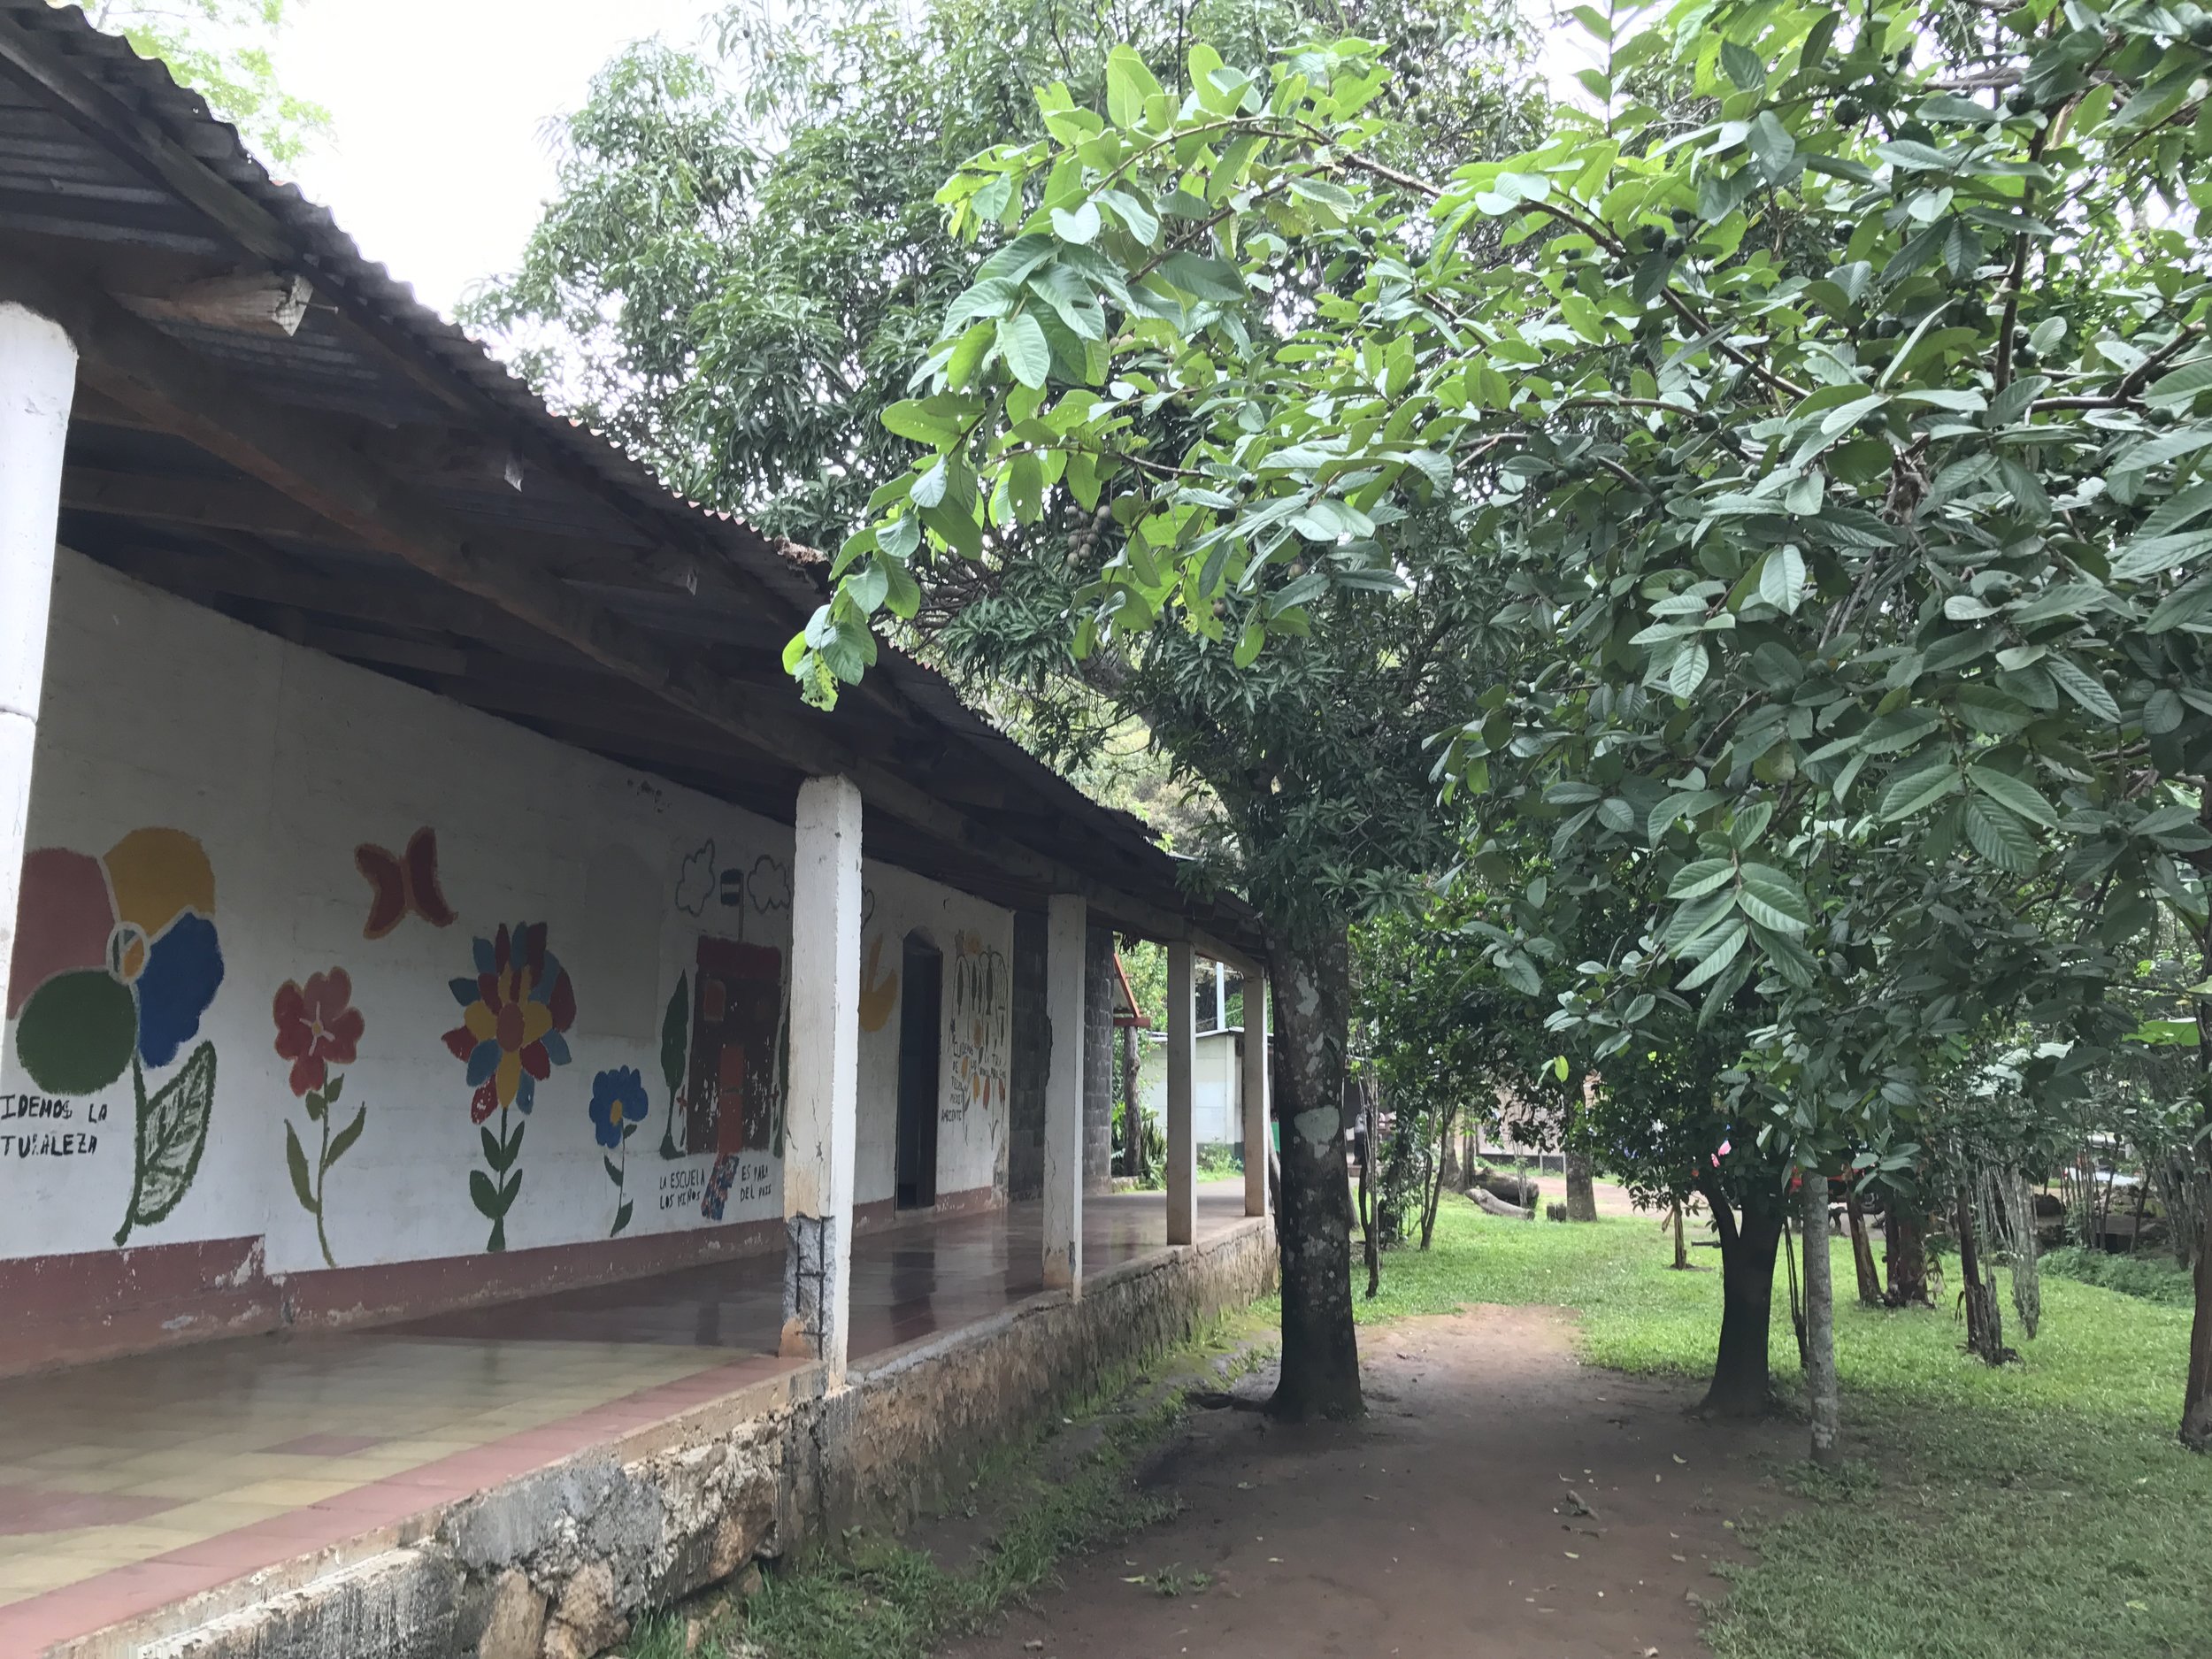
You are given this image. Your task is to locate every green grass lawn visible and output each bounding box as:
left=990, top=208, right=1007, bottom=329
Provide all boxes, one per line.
left=1332, top=1197, right=2212, bottom=1659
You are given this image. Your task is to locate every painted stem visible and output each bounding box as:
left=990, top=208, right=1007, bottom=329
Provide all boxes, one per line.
left=113, top=1054, right=148, bottom=1248
left=312, top=1107, right=334, bottom=1270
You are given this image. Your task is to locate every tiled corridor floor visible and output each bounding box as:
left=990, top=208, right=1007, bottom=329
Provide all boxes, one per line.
left=0, top=1186, right=1249, bottom=1649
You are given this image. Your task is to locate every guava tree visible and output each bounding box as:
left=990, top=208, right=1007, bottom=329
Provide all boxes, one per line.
left=791, top=0, right=2212, bottom=1452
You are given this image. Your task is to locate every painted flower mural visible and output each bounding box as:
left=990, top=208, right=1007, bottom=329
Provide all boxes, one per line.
left=273, top=969, right=368, bottom=1270
left=590, top=1064, right=648, bottom=1237
left=441, top=922, right=575, bottom=1251
left=273, top=969, right=364, bottom=1098
left=10, top=830, right=224, bottom=1094
left=7, top=828, right=225, bottom=1245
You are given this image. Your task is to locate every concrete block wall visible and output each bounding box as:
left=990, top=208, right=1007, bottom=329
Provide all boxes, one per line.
left=1081, top=923, right=1115, bottom=1194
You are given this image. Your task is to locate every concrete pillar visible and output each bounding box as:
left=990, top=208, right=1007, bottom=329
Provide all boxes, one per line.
left=0, top=303, right=76, bottom=1033
left=1165, top=942, right=1195, bottom=1246
left=1213, top=959, right=1226, bottom=1031
left=1242, top=968, right=1270, bottom=1218
left=1042, top=895, right=1087, bottom=1291
left=781, top=774, right=861, bottom=1384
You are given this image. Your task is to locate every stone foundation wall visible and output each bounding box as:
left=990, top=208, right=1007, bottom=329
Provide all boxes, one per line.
left=114, top=1221, right=1276, bottom=1659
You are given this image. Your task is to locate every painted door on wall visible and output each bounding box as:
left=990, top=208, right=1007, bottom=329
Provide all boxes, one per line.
left=895, top=933, right=942, bottom=1210
left=684, top=938, right=783, bottom=1155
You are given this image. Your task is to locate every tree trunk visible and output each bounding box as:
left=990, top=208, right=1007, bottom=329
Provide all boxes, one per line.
left=1268, top=926, right=1363, bottom=1421
left=2182, top=860, right=2211, bottom=1453
left=1884, top=1201, right=1932, bottom=1308
left=1845, top=1192, right=1881, bottom=1309
left=1563, top=1083, right=1598, bottom=1222
left=1955, top=1182, right=2007, bottom=1365
left=1801, top=1176, right=1840, bottom=1465
left=1360, top=1074, right=1379, bottom=1300
left=1697, top=1180, right=1783, bottom=1417
left=1419, top=1101, right=1455, bottom=1250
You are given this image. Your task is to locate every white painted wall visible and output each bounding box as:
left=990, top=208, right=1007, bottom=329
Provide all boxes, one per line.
left=0, top=551, right=1013, bottom=1272
left=1138, top=1027, right=1241, bottom=1147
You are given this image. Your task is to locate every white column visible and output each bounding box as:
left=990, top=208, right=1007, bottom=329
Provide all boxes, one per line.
left=1241, top=969, right=1270, bottom=1218
left=1166, top=942, right=1195, bottom=1246
left=1213, top=959, right=1226, bottom=1031
left=782, top=774, right=862, bottom=1384
left=1043, top=895, right=1087, bottom=1291
left=0, top=304, right=77, bottom=1033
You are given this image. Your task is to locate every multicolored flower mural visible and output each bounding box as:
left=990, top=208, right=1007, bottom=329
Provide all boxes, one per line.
left=8, top=829, right=225, bottom=1245
left=589, top=1064, right=648, bottom=1236
left=441, top=922, right=576, bottom=1251
left=274, top=969, right=368, bottom=1270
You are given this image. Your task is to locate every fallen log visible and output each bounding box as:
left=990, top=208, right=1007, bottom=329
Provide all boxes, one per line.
left=1469, top=1186, right=1534, bottom=1219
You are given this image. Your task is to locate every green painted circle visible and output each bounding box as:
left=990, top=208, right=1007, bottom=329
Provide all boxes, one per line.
left=15, top=970, right=136, bottom=1096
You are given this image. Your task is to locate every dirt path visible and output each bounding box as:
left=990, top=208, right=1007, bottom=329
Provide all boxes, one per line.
left=941, top=1306, right=1794, bottom=1659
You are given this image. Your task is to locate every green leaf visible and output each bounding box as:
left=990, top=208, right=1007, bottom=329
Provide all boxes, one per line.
left=1104, top=44, right=1161, bottom=129
left=323, top=1072, right=343, bottom=1104
left=1157, top=251, right=1247, bottom=302
left=481, top=1124, right=511, bottom=1172
left=1967, top=764, right=2058, bottom=829
left=1878, top=761, right=1961, bottom=821
left=1668, top=640, right=1710, bottom=697
left=882, top=400, right=963, bottom=447
left=2045, top=655, right=2121, bottom=722
left=1678, top=920, right=1749, bottom=991
left=996, top=314, right=1051, bottom=389
left=1050, top=201, right=1101, bottom=244
left=284, top=1121, right=317, bottom=1215
left=1757, top=545, right=1808, bottom=613
left=1668, top=858, right=1735, bottom=900
left=612, top=1199, right=634, bottom=1237
left=1233, top=622, right=1264, bottom=668
left=1748, top=111, right=1797, bottom=185
left=1735, top=864, right=1814, bottom=933
left=1721, top=40, right=1765, bottom=90
left=1963, top=797, right=2040, bottom=872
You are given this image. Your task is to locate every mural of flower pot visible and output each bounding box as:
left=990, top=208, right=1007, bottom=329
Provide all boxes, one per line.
left=8, top=828, right=225, bottom=1245
left=441, top=922, right=576, bottom=1252
left=273, top=968, right=367, bottom=1269
left=589, top=1064, right=648, bottom=1236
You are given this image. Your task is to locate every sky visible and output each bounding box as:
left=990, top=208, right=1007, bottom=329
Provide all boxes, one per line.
left=261, top=0, right=1592, bottom=324
left=277, top=0, right=714, bottom=317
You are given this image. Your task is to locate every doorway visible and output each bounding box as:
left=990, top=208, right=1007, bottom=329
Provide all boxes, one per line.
left=895, top=932, right=943, bottom=1210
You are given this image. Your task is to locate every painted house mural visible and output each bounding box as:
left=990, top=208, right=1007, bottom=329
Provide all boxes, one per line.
left=0, top=552, right=1017, bottom=1304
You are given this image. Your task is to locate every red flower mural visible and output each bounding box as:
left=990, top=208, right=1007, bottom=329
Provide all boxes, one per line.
left=273, top=969, right=365, bottom=1099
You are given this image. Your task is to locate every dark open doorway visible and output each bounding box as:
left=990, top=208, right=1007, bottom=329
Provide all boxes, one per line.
left=895, top=932, right=943, bottom=1210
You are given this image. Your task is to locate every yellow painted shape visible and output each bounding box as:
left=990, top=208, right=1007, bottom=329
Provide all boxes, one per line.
left=857, top=934, right=899, bottom=1033
left=103, top=827, right=215, bottom=941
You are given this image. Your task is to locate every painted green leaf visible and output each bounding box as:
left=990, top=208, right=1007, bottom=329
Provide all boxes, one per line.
left=119, top=1042, right=219, bottom=1241
left=327, top=1106, right=366, bottom=1167
left=480, top=1125, right=511, bottom=1172
left=660, top=973, right=689, bottom=1104
left=470, top=1169, right=502, bottom=1218
left=15, top=970, right=135, bottom=1097
left=603, top=1156, right=624, bottom=1185
left=284, top=1120, right=318, bottom=1216
left=612, top=1200, right=634, bottom=1237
